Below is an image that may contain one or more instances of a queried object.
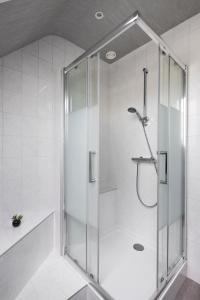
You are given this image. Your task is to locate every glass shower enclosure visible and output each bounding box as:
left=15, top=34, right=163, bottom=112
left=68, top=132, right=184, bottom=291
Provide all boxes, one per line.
left=62, top=11, right=187, bottom=300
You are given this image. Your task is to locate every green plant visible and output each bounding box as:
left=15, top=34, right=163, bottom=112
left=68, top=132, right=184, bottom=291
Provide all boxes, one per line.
left=12, top=214, right=23, bottom=221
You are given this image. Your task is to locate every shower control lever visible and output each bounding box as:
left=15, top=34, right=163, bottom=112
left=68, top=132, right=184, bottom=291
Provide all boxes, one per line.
left=131, top=156, right=156, bottom=163
left=89, top=151, right=96, bottom=183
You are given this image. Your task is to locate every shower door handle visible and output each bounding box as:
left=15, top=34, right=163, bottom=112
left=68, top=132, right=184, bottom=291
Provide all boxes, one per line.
left=159, top=151, right=168, bottom=184
left=89, top=151, right=96, bottom=183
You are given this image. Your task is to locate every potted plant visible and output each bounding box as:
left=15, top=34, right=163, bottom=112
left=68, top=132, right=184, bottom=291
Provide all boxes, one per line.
left=12, top=215, right=23, bottom=227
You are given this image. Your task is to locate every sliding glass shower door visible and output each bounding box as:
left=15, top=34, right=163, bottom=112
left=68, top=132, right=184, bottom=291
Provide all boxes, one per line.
left=64, top=59, right=88, bottom=270
left=64, top=55, right=99, bottom=280
left=158, top=51, right=186, bottom=287
left=168, top=57, right=186, bottom=271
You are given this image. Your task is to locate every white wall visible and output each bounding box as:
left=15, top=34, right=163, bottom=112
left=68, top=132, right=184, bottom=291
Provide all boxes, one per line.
left=0, top=35, right=82, bottom=253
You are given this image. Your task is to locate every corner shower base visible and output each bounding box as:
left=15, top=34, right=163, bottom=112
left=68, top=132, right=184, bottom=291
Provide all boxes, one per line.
left=99, top=229, right=157, bottom=300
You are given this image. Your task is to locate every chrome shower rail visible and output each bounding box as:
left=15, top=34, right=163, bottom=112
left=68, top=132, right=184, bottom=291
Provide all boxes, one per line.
left=143, top=68, right=148, bottom=120
left=63, top=11, right=186, bottom=74
left=64, top=11, right=139, bottom=73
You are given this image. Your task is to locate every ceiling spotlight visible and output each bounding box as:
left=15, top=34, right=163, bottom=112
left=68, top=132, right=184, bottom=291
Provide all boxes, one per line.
left=95, top=11, right=104, bottom=20
left=106, top=51, right=117, bottom=60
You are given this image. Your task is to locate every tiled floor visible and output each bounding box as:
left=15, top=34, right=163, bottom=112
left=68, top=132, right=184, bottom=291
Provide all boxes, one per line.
left=16, top=253, right=87, bottom=300
left=175, top=278, right=200, bottom=300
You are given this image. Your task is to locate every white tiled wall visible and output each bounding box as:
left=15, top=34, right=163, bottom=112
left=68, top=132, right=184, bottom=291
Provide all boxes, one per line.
left=0, top=35, right=82, bottom=252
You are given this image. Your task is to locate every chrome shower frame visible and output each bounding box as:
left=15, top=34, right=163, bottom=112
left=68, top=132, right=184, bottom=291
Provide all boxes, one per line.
left=64, top=11, right=186, bottom=74
left=61, top=10, right=188, bottom=299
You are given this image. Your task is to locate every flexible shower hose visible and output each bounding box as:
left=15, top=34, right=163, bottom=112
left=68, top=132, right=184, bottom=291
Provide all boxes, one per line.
left=135, top=123, right=157, bottom=208
left=136, top=162, right=157, bottom=208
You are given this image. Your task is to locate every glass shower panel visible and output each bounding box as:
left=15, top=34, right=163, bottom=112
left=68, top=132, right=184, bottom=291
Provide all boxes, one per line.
left=98, top=23, right=159, bottom=300
left=64, top=60, right=88, bottom=270
left=158, top=51, right=186, bottom=287
left=86, top=54, right=100, bottom=281
left=168, top=57, right=185, bottom=272
left=158, top=51, right=169, bottom=285
left=64, top=56, right=100, bottom=279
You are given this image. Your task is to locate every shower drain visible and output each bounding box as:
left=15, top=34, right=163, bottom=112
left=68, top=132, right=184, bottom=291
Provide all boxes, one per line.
left=133, top=243, right=144, bottom=251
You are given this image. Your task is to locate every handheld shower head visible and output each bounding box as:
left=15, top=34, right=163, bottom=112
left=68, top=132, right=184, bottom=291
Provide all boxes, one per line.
left=127, top=107, right=137, bottom=113
left=127, top=107, right=142, bottom=121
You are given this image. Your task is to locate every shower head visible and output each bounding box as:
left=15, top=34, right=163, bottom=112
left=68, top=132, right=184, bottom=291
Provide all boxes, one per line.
left=128, top=107, right=149, bottom=126
left=127, top=107, right=142, bottom=121
left=127, top=107, right=137, bottom=113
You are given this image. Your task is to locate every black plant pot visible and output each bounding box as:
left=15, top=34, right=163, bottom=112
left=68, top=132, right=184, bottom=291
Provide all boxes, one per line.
left=12, top=219, right=21, bottom=227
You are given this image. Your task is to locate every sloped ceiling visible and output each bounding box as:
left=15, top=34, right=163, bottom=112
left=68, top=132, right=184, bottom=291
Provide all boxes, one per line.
left=0, top=0, right=200, bottom=58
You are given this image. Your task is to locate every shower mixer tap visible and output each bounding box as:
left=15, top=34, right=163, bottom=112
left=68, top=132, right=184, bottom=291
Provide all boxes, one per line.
left=128, top=106, right=157, bottom=208
left=131, top=156, right=157, bottom=163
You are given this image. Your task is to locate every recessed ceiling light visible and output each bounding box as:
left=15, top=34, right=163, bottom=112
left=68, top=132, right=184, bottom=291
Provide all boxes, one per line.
left=106, top=51, right=117, bottom=60
left=95, top=11, right=104, bottom=20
